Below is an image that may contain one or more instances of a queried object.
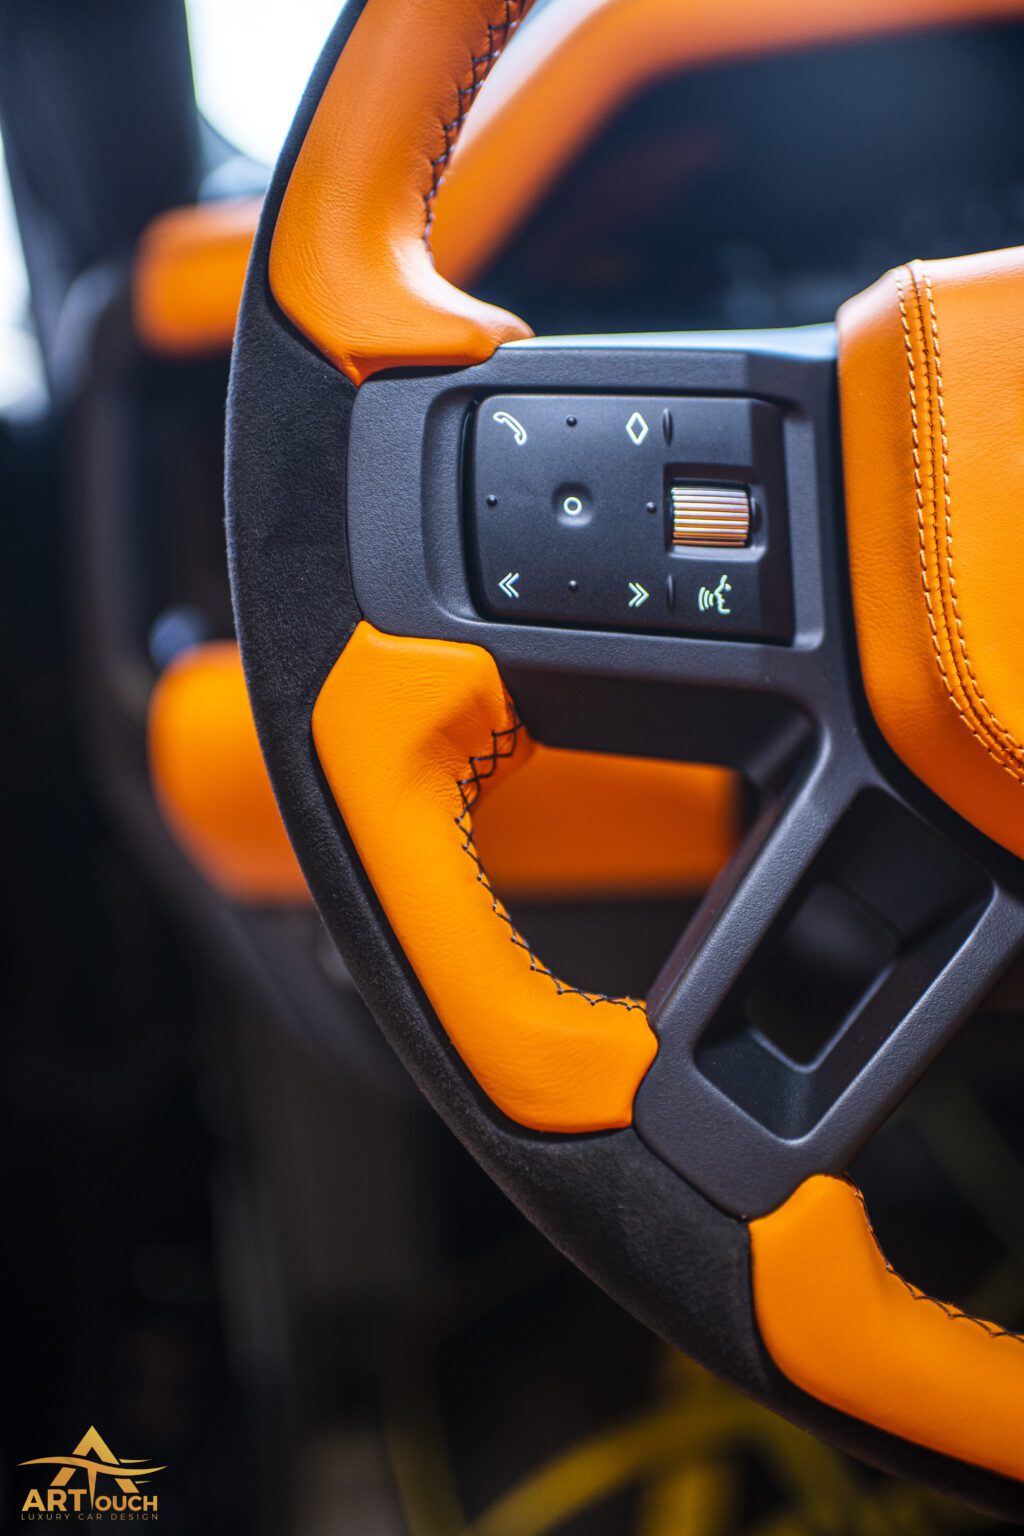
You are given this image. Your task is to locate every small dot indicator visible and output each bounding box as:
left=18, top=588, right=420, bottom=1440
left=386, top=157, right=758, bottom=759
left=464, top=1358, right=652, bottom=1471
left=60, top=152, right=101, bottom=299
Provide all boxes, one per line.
left=485, top=495, right=498, bottom=507
left=566, top=415, right=578, bottom=427
left=568, top=580, right=580, bottom=593
left=645, top=500, right=657, bottom=514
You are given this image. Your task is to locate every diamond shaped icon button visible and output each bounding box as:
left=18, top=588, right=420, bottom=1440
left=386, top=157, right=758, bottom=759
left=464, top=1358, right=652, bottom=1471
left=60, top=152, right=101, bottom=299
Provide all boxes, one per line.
left=625, top=411, right=649, bottom=446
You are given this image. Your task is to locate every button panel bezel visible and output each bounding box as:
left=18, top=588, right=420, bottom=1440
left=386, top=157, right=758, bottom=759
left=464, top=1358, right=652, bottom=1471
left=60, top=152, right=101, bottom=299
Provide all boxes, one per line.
left=466, top=392, right=793, bottom=641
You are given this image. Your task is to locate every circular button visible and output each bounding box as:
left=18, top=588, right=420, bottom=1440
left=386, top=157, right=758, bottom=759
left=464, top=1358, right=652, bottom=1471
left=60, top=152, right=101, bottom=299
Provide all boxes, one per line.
left=554, top=484, right=593, bottom=526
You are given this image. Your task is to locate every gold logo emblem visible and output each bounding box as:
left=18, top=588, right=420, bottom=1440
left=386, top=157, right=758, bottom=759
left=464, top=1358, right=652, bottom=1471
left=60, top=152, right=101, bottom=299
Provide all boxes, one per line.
left=19, top=1425, right=164, bottom=1520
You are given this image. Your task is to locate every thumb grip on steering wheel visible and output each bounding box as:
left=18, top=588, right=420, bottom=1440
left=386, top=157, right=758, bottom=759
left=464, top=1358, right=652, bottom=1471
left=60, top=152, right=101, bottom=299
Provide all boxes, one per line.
left=752, top=1176, right=1024, bottom=1484
left=313, top=623, right=658, bottom=1132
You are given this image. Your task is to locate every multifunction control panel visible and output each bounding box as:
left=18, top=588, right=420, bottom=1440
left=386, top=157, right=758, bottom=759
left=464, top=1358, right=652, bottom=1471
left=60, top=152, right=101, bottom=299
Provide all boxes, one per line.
left=467, top=394, right=793, bottom=641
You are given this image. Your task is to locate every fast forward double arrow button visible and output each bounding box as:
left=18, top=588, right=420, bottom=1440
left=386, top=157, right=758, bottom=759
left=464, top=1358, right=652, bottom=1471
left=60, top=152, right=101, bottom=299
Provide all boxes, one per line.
left=627, top=581, right=649, bottom=608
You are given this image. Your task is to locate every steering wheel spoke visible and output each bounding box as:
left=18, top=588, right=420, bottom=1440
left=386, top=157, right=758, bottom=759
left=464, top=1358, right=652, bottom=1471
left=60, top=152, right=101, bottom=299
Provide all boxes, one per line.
left=346, top=323, right=1024, bottom=1216
left=637, top=756, right=1024, bottom=1216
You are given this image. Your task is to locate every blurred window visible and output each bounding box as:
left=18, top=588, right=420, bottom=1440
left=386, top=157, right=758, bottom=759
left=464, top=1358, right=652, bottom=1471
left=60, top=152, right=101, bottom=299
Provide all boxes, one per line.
left=0, top=141, right=43, bottom=411
left=186, top=0, right=344, bottom=165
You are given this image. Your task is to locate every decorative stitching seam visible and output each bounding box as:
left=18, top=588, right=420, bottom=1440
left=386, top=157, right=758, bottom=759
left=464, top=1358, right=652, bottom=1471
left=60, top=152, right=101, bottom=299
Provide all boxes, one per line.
left=897, top=268, right=1002, bottom=766
left=894, top=267, right=1024, bottom=788
left=849, top=1180, right=1024, bottom=1345
left=921, top=266, right=1024, bottom=766
left=423, top=0, right=528, bottom=244
left=454, top=714, right=647, bottom=1014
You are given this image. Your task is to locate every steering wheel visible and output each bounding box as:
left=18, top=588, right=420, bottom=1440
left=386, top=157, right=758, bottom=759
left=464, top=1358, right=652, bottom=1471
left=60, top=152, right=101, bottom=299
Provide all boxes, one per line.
left=225, top=0, right=1024, bottom=1514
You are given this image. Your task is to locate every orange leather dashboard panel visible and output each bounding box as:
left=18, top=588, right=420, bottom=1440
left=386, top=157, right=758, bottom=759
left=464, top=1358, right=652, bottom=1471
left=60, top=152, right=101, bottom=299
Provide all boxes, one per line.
left=148, top=642, right=738, bottom=905
left=268, top=0, right=535, bottom=384
left=312, top=622, right=658, bottom=1132
left=751, top=1175, right=1024, bottom=1483
left=839, top=248, right=1024, bottom=861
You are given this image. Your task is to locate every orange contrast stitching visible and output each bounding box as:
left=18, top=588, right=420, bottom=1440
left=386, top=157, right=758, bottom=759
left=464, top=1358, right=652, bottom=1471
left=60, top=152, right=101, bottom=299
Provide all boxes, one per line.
left=921, top=267, right=1024, bottom=763
left=894, top=271, right=955, bottom=717
left=895, top=266, right=1024, bottom=788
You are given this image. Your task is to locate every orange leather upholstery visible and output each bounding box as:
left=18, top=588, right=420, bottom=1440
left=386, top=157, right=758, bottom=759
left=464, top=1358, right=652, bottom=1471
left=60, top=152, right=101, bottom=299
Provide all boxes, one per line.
left=148, top=641, right=310, bottom=902
left=133, top=198, right=262, bottom=357
left=312, top=622, right=658, bottom=1132
left=269, top=0, right=536, bottom=384
left=751, top=1175, right=1024, bottom=1483
left=839, top=248, right=1024, bottom=862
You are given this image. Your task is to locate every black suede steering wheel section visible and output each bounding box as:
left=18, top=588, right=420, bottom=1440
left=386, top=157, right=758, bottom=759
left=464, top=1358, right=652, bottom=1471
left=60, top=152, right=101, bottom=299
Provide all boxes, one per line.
left=225, top=5, right=1024, bottom=1517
